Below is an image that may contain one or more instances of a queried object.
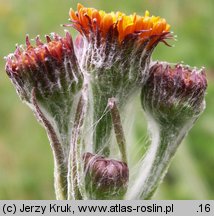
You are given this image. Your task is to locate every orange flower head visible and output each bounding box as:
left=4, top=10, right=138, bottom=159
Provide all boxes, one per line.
left=69, top=4, right=171, bottom=46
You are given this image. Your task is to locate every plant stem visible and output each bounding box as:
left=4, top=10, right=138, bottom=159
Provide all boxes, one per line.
left=92, top=93, right=112, bottom=156
left=108, top=97, right=127, bottom=164
left=32, top=89, right=67, bottom=200
left=127, top=114, right=196, bottom=199
left=67, top=87, right=87, bottom=200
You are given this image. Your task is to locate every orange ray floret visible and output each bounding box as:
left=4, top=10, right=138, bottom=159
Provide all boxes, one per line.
left=69, top=4, right=171, bottom=43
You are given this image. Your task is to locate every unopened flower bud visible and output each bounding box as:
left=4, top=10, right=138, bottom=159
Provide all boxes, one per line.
left=141, top=62, right=207, bottom=126
left=83, top=152, right=129, bottom=199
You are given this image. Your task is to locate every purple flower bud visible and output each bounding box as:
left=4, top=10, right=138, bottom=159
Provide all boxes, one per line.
left=141, top=62, right=207, bottom=126
left=83, top=152, right=129, bottom=199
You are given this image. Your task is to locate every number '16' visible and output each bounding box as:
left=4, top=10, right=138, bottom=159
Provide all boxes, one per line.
left=199, top=204, right=210, bottom=212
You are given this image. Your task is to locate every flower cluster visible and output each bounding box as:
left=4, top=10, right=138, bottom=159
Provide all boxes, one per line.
left=68, top=4, right=172, bottom=154
left=5, top=4, right=207, bottom=200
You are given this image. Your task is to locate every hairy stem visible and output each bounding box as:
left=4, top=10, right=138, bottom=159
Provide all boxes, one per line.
left=108, top=98, right=127, bottom=164
left=127, top=113, right=196, bottom=199
left=92, top=93, right=112, bottom=156
left=32, top=89, right=67, bottom=200
left=68, top=88, right=87, bottom=200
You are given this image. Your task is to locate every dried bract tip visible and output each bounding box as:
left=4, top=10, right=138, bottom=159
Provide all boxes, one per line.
left=83, top=152, right=129, bottom=200
left=141, top=62, right=207, bottom=126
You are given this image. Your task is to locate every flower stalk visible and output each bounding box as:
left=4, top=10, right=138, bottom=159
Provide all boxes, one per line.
left=68, top=85, right=88, bottom=200
left=128, top=116, right=198, bottom=199
left=32, top=88, right=68, bottom=200
left=108, top=97, right=127, bottom=164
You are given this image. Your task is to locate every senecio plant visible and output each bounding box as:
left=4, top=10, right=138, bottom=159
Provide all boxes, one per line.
left=5, top=4, right=207, bottom=200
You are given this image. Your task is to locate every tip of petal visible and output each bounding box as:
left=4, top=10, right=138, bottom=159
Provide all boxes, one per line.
left=77, top=3, right=84, bottom=12
left=144, top=10, right=150, bottom=17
